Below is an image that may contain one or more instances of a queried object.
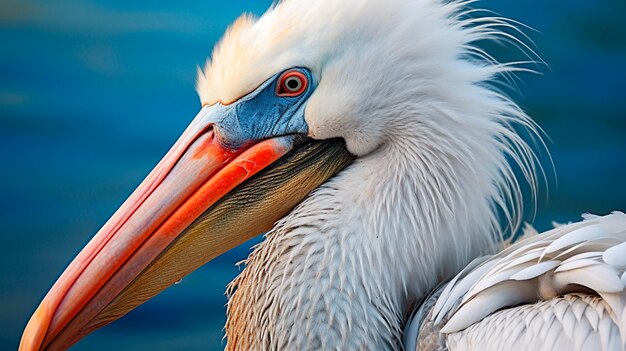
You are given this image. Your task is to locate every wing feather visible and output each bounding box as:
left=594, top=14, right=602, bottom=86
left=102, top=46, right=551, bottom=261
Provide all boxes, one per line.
left=510, top=260, right=561, bottom=280
left=441, top=281, right=537, bottom=333
left=553, top=264, right=623, bottom=293
left=604, top=242, right=626, bottom=268
left=440, top=294, right=622, bottom=351
left=412, top=212, right=626, bottom=351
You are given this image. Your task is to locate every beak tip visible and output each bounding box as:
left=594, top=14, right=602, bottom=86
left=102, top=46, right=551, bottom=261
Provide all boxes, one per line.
left=20, top=304, right=50, bottom=351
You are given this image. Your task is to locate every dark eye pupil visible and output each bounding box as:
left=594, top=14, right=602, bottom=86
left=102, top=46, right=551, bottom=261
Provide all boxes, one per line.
left=286, top=78, right=300, bottom=90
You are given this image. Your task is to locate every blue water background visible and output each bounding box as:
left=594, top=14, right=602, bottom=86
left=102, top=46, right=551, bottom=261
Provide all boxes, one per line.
left=1, top=0, right=624, bottom=349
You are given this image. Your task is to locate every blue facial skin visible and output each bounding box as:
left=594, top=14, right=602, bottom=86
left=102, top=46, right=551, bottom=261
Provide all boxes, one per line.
left=206, top=67, right=315, bottom=149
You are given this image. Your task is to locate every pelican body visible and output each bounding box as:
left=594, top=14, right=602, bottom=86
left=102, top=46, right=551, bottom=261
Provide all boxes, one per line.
left=20, top=0, right=626, bottom=350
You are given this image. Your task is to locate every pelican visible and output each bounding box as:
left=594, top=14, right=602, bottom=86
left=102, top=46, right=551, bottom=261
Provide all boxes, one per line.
left=20, top=0, right=626, bottom=350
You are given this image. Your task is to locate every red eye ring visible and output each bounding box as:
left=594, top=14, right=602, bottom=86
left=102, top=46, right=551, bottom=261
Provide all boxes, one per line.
left=276, top=70, right=308, bottom=97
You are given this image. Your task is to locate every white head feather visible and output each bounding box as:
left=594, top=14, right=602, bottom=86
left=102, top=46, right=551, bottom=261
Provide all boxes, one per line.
left=197, top=0, right=544, bottom=349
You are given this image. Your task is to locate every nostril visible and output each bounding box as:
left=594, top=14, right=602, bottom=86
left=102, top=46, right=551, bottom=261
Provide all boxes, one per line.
left=207, top=124, right=224, bottom=145
left=208, top=124, right=241, bottom=150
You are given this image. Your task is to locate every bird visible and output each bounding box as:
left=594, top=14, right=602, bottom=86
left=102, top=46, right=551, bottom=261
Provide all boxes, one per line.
left=19, top=0, right=626, bottom=350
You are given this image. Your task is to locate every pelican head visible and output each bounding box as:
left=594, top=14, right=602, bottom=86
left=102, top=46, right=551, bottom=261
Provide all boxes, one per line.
left=21, top=0, right=540, bottom=349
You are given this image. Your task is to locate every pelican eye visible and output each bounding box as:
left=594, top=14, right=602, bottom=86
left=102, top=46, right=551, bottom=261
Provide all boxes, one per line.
left=277, top=70, right=308, bottom=97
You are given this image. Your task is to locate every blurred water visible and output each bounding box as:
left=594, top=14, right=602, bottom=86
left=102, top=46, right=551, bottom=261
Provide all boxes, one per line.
left=0, top=0, right=624, bottom=350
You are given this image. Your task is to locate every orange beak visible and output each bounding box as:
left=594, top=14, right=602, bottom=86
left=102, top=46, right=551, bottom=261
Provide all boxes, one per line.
left=19, top=106, right=353, bottom=350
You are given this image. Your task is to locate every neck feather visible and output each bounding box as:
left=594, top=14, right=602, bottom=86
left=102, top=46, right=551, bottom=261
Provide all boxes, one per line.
left=223, top=119, right=518, bottom=349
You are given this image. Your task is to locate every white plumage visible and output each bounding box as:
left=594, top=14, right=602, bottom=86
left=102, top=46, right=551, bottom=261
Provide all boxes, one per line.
left=192, top=0, right=625, bottom=350
left=405, top=212, right=626, bottom=350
